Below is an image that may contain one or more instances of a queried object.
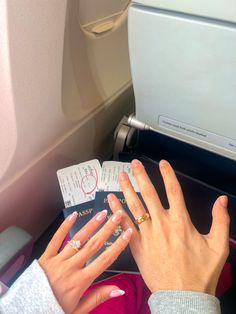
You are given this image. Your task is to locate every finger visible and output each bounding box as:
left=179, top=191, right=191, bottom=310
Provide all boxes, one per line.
left=208, top=195, right=230, bottom=250
left=159, top=160, right=189, bottom=217
left=107, top=193, right=140, bottom=250
left=118, top=166, right=154, bottom=231
left=73, top=209, right=124, bottom=267
left=74, top=285, right=125, bottom=314
left=107, top=193, right=138, bottom=232
left=118, top=171, right=150, bottom=228
left=44, top=211, right=78, bottom=258
left=84, top=228, right=132, bottom=279
left=60, top=210, right=108, bottom=259
left=130, top=159, right=164, bottom=218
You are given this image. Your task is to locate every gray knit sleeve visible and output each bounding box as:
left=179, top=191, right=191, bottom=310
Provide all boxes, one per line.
left=0, top=260, right=65, bottom=314
left=148, top=290, right=221, bottom=314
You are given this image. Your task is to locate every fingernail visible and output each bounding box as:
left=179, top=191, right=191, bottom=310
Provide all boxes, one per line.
left=96, top=210, right=108, bottom=221
left=119, top=172, right=127, bottom=182
left=122, top=228, right=133, bottom=240
left=112, top=210, right=122, bottom=223
left=110, top=289, right=125, bottom=298
left=107, top=193, right=116, bottom=202
left=131, top=159, right=142, bottom=168
left=68, top=211, right=78, bottom=221
left=219, top=195, right=228, bottom=208
left=159, top=160, right=169, bottom=168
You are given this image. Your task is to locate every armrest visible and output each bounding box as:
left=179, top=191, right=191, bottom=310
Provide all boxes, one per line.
left=0, top=226, right=33, bottom=284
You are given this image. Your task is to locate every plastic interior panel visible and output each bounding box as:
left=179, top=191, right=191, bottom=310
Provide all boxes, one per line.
left=0, top=0, right=133, bottom=239
left=131, top=0, right=236, bottom=24
left=129, top=4, right=236, bottom=160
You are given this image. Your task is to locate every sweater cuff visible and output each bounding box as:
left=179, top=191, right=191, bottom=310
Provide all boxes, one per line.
left=148, top=290, right=221, bottom=314
left=0, top=260, right=64, bottom=314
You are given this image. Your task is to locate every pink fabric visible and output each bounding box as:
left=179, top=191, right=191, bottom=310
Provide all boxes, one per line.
left=61, top=234, right=70, bottom=250
left=86, top=273, right=151, bottom=314
left=86, top=262, right=232, bottom=314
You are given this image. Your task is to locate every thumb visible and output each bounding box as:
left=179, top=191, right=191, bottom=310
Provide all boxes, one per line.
left=73, top=285, right=125, bottom=314
left=208, top=195, right=230, bottom=249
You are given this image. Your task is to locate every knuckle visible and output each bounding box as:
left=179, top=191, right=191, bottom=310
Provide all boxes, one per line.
left=81, top=268, right=94, bottom=282
left=168, top=183, right=181, bottom=196
left=99, top=252, right=114, bottom=268
left=128, top=200, right=142, bottom=213
left=51, top=233, right=61, bottom=243
left=175, top=225, right=188, bottom=238
left=85, top=237, right=100, bottom=253
left=171, top=216, right=189, bottom=237
left=95, top=293, right=104, bottom=307
left=120, top=178, right=131, bottom=188
left=103, top=253, right=114, bottom=265
left=103, top=221, right=114, bottom=233
left=142, top=185, right=157, bottom=200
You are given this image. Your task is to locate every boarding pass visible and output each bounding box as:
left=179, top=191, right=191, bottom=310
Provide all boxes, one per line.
left=57, top=160, right=139, bottom=207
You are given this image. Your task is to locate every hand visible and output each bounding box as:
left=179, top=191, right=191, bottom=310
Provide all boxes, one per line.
left=39, top=209, right=132, bottom=314
left=107, top=159, right=230, bottom=295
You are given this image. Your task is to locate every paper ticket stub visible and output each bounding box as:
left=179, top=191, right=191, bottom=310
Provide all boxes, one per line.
left=57, top=159, right=102, bottom=207
left=99, top=161, right=140, bottom=192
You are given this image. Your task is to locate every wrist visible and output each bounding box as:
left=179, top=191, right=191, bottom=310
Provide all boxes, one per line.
left=149, top=281, right=217, bottom=296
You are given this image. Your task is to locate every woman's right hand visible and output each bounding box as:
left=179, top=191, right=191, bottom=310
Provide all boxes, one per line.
left=39, top=208, right=132, bottom=314
left=108, top=159, right=230, bottom=295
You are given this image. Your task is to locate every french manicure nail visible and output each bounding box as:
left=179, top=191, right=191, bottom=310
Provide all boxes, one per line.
left=112, top=210, right=122, bottom=223
left=110, top=289, right=125, bottom=298
left=68, top=211, right=78, bottom=221
left=96, top=210, right=108, bottom=221
left=122, top=228, right=133, bottom=240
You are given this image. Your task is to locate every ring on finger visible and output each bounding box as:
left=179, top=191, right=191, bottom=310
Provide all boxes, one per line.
left=67, top=239, right=82, bottom=252
left=134, top=212, right=150, bottom=225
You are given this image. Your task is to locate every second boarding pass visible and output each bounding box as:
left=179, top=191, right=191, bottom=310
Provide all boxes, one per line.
left=57, top=159, right=139, bottom=207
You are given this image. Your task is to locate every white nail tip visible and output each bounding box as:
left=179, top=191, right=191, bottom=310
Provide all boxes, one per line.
left=110, top=289, right=125, bottom=298
left=96, top=210, right=107, bottom=221
left=69, top=211, right=78, bottom=221
left=122, top=228, right=133, bottom=240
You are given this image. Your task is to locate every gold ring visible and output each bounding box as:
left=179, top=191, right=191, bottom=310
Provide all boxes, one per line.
left=67, top=239, right=81, bottom=252
left=135, top=212, right=150, bottom=225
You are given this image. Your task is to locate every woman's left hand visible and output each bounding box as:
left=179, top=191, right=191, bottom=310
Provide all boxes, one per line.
left=39, top=209, right=132, bottom=314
